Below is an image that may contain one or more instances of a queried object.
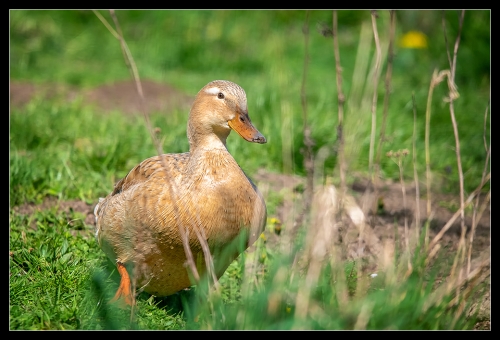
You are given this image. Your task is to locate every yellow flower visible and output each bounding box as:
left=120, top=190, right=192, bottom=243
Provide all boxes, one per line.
left=267, top=217, right=282, bottom=235
left=267, top=217, right=281, bottom=225
left=399, top=30, right=428, bottom=49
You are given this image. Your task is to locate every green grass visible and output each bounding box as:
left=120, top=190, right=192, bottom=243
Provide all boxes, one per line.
left=9, top=207, right=482, bottom=329
left=10, top=10, right=489, bottom=330
left=10, top=210, right=482, bottom=329
left=9, top=207, right=189, bottom=329
left=10, top=209, right=96, bottom=329
left=9, top=95, right=189, bottom=206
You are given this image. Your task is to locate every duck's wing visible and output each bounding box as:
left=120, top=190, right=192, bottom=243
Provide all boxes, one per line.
left=94, top=153, right=190, bottom=225
left=111, top=153, right=190, bottom=195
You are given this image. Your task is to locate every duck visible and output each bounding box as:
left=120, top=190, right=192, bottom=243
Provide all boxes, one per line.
left=94, top=80, right=267, bottom=306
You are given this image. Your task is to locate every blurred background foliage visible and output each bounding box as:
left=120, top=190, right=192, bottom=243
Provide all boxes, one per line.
left=10, top=10, right=490, bottom=203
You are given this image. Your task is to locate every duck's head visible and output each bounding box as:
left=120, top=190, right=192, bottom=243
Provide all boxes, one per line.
left=187, top=80, right=266, bottom=150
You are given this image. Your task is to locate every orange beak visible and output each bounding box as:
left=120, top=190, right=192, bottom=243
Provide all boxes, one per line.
left=228, top=110, right=267, bottom=144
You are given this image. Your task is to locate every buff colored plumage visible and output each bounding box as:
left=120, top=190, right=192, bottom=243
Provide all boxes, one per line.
left=94, top=80, right=267, bottom=305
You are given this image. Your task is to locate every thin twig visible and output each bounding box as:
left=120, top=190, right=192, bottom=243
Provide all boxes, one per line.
left=93, top=10, right=121, bottom=40
left=387, top=150, right=412, bottom=272
left=332, top=10, right=346, bottom=194
left=398, top=155, right=411, bottom=270
left=108, top=12, right=207, bottom=285
left=424, top=256, right=489, bottom=312
left=424, top=68, right=457, bottom=242
left=449, top=10, right=465, bottom=82
left=442, top=10, right=466, bottom=283
left=483, top=101, right=490, bottom=152
left=442, top=11, right=453, bottom=73
left=371, top=10, right=395, bottom=217
left=293, top=12, right=325, bottom=315
left=295, top=185, right=338, bottom=321
left=293, top=11, right=314, bottom=236
left=411, top=93, right=421, bottom=239
left=428, top=172, right=490, bottom=254
left=375, top=10, right=395, bottom=185
left=368, top=10, right=382, bottom=178
left=109, top=12, right=144, bottom=119
left=423, top=68, right=434, bottom=247
left=94, top=10, right=213, bottom=299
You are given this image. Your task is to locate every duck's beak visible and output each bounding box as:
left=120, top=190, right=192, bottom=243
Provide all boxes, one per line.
left=228, top=110, right=267, bottom=144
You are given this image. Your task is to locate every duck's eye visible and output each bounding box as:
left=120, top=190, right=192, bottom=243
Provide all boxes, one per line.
left=217, top=92, right=225, bottom=99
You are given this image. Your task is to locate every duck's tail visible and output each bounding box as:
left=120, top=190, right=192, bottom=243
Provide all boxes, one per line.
left=94, top=197, right=105, bottom=239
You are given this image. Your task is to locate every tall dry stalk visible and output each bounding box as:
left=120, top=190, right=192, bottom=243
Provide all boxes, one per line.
left=387, top=149, right=412, bottom=273
left=343, top=21, right=372, bottom=172
left=294, top=186, right=338, bottom=323
left=332, top=10, right=346, bottom=194
left=372, top=10, right=395, bottom=216
left=368, top=10, right=382, bottom=179
left=424, top=72, right=434, bottom=225
left=423, top=68, right=458, bottom=246
left=92, top=11, right=152, bottom=153
left=293, top=11, right=315, bottom=236
left=94, top=10, right=222, bottom=312
left=374, top=10, right=395, bottom=183
left=411, top=93, right=421, bottom=239
left=442, top=11, right=466, bottom=284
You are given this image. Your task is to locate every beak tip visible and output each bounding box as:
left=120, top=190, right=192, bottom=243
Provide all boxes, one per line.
left=254, top=134, right=267, bottom=144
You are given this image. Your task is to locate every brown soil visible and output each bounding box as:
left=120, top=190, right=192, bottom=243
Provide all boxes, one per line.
left=10, top=79, right=193, bottom=116
left=10, top=79, right=491, bottom=328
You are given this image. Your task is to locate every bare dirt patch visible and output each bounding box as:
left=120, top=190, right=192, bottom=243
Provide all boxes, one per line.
left=10, top=79, right=193, bottom=116
left=13, top=196, right=97, bottom=227
left=83, top=80, right=193, bottom=115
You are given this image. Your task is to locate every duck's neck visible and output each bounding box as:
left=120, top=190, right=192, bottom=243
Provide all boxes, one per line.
left=187, top=118, right=230, bottom=153
left=189, top=133, right=229, bottom=153
left=186, top=136, right=241, bottom=179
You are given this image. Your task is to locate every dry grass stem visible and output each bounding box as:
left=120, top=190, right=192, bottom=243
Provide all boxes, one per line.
left=387, top=149, right=412, bottom=272
left=293, top=11, right=315, bottom=235
left=424, top=256, right=489, bottom=313
left=428, top=172, right=490, bottom=255
left=424, top=68, right=459, bottom=239
left=398, top=158, right=411, bottom=270
left=374, top=10, right=395, bottom=184
left=444, top=10, right=466, bottom=82
left=483, top=102, right=490, bottom=152
left=107, top=10, right=161, bottom=153
left=343, top=21, right=372, bottom=169
left=94, top=10, right=224, bottom=300
left=368, top=10, right=382, bottom=177
left=424, top=71, right=435, bottom=223
left=411, top=93, right=421, bottom=238
left=450, top=266, right=489, bottom=329
left=442, top=11, right=466, bottom=273
left=353, top=301, right=374, bottom=330
left=295, top=185, right=338, bottom=321
left=332, top=10, right=346, bottom=194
